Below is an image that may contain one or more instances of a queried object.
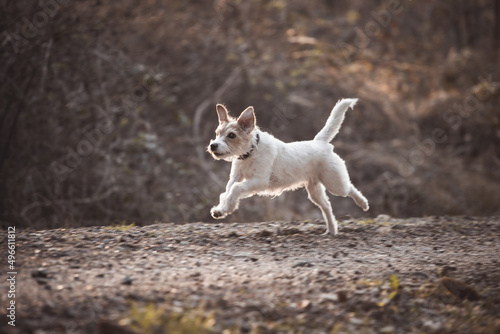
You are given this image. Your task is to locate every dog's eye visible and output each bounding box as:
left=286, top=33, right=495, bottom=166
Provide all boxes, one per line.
left=227, top=133, right=236, bottom=139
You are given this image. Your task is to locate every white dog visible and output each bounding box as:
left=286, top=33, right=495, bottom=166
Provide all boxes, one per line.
left=207, top=98, right=369, bottom=235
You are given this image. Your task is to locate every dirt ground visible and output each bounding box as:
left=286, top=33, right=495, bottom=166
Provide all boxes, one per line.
left=2, top=216, right=500, bottom=334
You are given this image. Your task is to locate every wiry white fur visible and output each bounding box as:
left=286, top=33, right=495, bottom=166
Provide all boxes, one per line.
left=314, top=98, right=358, bottom=142
left=207, top=99, right=369, bottom=235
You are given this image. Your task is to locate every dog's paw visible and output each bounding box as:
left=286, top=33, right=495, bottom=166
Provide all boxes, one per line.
left=211, top=206, right=227, bottom=219
left=321, top=229, right=338, bottom=236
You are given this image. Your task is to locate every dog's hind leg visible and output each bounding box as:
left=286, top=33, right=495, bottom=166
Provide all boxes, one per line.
left=349, top=185, right=369, bottom=211
left=306, top=183, right=338, bottom=235
left=321, top=175, right=369, bottom=212
left=318, top=155, right=369, bottom=212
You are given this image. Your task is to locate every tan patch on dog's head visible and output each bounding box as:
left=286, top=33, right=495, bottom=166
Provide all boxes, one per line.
left=208, top=105, right=257, bottom=161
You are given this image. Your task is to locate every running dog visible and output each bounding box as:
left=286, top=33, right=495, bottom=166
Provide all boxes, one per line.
left=207, top=98, right=369, bottom=235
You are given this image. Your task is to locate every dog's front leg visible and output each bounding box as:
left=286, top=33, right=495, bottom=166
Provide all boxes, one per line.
left=212, top=177, right=241, bottom=219
left=218, top=164, right=242, bottom=205
left=211, top=178, right=266, bottom=219
left=219, top=177, right=238, bottom=203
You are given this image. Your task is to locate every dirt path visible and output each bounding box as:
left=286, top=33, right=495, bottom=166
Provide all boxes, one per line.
left=2, top=216, right=500, bottom=333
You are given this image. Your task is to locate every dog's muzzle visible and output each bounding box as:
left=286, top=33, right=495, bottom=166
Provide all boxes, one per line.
left=209, top=142, right=224, bottom=157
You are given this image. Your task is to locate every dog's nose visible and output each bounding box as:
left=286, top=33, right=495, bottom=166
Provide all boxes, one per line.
left=210, top=143, right=218, bottom=151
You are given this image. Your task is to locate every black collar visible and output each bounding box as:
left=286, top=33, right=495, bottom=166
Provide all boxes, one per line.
left=238, top=133, right=260, bottom=160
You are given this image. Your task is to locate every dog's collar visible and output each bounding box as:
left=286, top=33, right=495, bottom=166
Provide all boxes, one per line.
left=239, top=133, right=260, bottom=160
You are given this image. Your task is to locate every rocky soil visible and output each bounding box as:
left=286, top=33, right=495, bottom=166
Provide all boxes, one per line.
left=1, top=216, right=500, bottom=333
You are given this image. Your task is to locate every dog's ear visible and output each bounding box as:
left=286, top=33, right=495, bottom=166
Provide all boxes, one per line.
left=216, top=104, right=229, bottom=124
left=237, top=107, right=255, bottom=132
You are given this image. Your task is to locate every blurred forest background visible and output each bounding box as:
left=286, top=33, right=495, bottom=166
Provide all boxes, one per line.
left=1, top=0, right=499, bottom=229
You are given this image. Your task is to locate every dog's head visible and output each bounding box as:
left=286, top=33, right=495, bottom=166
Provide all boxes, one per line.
left=208, top=104, right=256, bottom=161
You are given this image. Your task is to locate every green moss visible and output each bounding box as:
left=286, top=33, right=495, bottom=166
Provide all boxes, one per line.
left=124, top=302, right=217, bottom=334
left=104, top=221, right=136, bottom=232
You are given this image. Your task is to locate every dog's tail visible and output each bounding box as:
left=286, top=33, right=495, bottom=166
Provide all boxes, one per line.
left=314, top=98, right=358, bottom=142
